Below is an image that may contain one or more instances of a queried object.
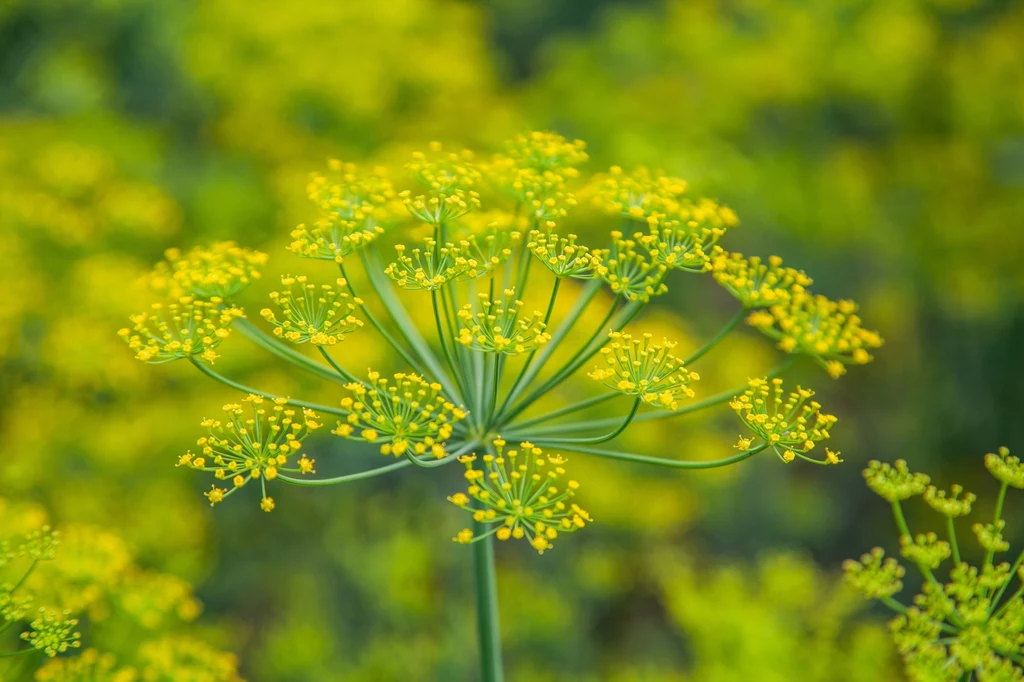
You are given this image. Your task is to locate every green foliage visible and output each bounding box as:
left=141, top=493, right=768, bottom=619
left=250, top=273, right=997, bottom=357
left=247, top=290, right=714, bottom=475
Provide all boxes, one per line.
left=846, top=448, right=1024, bottom=680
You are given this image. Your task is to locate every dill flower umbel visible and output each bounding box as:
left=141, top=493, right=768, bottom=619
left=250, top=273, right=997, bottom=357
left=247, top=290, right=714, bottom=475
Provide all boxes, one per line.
left=179, top=395, right=321, bottom=510
left=591, top=166, right=689, bottom=222
left=386, top=239, right=478, bottom=290
left=746, top=291, right=884, bottom=378
left=589, top=332, right=699, bottom=410
left=118, top=297, right=243, bottom=364
left=334, top=372, right=467, bottom=458
left=730, top=378, right=839, bottom=464
left=402, top=143, right=482, bottom=226
left=260, top=275, right=362, bottom=345
left=846, top=448, right=1024, bottom=681
left=288, top=160, right=395, bottom=262
left=148, top=242, right=268, bottom=300
left=449, top=441, right=591, bottom=554
left=600, top=231, right=668, bottom=302
left=711, top=251, right=812, bottom=308
left=456, top=291, right=551, bottom=355
left=527, top=230, right=603, bottom=279
left=638, top=199, right=737, bottom=273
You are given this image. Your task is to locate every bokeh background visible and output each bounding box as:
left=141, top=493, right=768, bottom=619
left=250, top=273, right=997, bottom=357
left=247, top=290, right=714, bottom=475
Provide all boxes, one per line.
left=1, top=0, right=1022, bottom=678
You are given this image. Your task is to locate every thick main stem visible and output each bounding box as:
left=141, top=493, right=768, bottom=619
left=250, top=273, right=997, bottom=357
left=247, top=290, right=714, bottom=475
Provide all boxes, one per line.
left=472, top=529, right=503, bottom=682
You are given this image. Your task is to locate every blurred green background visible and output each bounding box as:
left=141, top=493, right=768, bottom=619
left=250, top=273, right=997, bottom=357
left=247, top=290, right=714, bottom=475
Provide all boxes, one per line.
left=1, top=0, right=1022, bottom=678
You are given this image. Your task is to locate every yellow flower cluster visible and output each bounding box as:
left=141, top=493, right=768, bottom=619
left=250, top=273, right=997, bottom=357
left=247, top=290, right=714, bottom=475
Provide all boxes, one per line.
left=179, top=395, right=321, bottom=511
left=288, top=160, right=395, bottom=262
left=118, top=297, right=243, bottom=364
left=260, top=275, right=362, bottom=345
left=385, top=238, right=491, bottom=291
left=600, top=231, right=668, bottom=302
left=486, top=132, right=586, bottom=222
left=638, top=198, right=738, bottom=273
left=149, top=241, right=268, bottom=300
left=402, top=143, right=482, bottom=226
left=590, top=166, right=689, bottom=222
left=449, top=440, right=591, bottom=554
left=589, top=332, right=699, bottom=410
left=730, top=378, right=840, bottom=464
left=711, top=251, right=813, bottom=308
left=334, top=372, right=467, bottom=458
left=456, top=291, right=552, bottom=356
left=527, top=230, right=604, bottom=279
left=746, top=292, right=884, bottom=378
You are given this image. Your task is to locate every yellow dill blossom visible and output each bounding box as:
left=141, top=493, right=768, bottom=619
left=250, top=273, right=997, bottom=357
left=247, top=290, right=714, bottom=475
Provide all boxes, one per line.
left=590, top=166, right=689, bottom=222
left=260, top=275, right=362, bottom=345
left=456, top=290, right=551, bottom=355
left=118, top=297, right=243, bottom=364
left=402, top=143, right=482, bottom=226
left=136, top=636, right=242, bottom=681
left=179, top=395, right=321, bottom=509
left=747, top=291, right=883, bottom=378
left=35, top=649, right=133, bottom=682
left=730, top=378, right=838, bottom=463
left=334, top=372, right=467, bottom=458
left=924, top=484, right=976, bottom=517
left=502, top=131, right=589, bottom=173
left=385, top=238, right=480, bottom=290
left=639, top=199, right=738, bottom=273
left=711, top=251, right=812, bottom=308
left=600, top=231, right=668, bottom=302
left=527, top=230, right=603, bottom=279
left=288, top=160, right=394, bottom=262
left=449, top=440, right=591, bottom=554
left=863, top=460, right=930, bottom=502
left=589, top=331, right=699, bottom=410
left=20, top=609, right=81, bottom=657
left=843, top=548, right=906, bottom=599
left=148, top=241, right=268, bottom=300
left=984, top=446, right=1024, bottom=489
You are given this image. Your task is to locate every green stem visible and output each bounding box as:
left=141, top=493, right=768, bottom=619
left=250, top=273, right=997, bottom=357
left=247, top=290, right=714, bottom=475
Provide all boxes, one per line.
left=504, top=393, right=618, bottom=433
left=498, top=278, right=561, bottom=418
left=277, top=460, right=410, bottom=486
left=188, top=358, right=349, bottom=417
left=947, top=515, right=961, bottom=566
left=339, top=258, right=427, bottom=377
left=361, top=249, right=455, bottom=389
left=500, top=279, right=602, bottom=414
left=431, top=289, right=469, bottom=405
left=520, top=355, right=799, bottom=435
left=881, top=597, right=959, bottom=635
left=234, top=318, right=344, bottom=383
left=560, top=442, right=770, bottom=470
left=984, top=481, right=1009, bottom=571
left=0, top=648, right=35, bottom=658
left=317, top=346, right=362, bottom=385
left=472, top=524, right=503, bottom=682
left=531, top=398, right=639, bottom=445
left=989, top=547, right=1024, bottom=617
left=684, top=307, right=744, bottom=365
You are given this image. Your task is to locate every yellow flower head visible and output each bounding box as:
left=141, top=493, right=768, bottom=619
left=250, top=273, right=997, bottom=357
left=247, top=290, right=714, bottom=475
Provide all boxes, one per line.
left=599, top=232, right=668, bottom=302
left=527, top=230, right=604, bottom=279
left=456, top=289, right=551, bottom=356
left=118, top=297, right=243, bottom=364
left=334, top=372, right=467, bottom=458
left=149, top=241, right=268, bottom=300
left=502, top=131, right=589, bottom=174
left=450, top=440, right=591, bottom=554
left=730, top=378, right=838, bottom=463
left=711, top=251, right=812, bottom=308
left=746, top=291, right=883, bottom=377
left=589, top=331, right=700, bottom=410
left=402, top=143, right=482, bottom=226
left=590, top=166, right=688, bottom=223
left=288, top=161, right=394, bottom=262
left=639, top=199, right=738, bottom=273
left=260, top=275, right=362, bottom=345
left=385, top=238, right=480, bottom=291
left=182, top=395, right=321, bottom=509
